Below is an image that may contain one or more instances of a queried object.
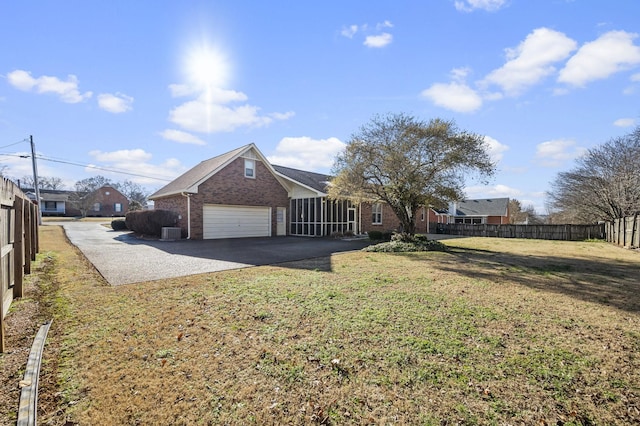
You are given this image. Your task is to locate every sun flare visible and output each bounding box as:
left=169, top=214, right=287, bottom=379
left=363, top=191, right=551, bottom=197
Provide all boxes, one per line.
left=184, top=43, right=230, bottom=89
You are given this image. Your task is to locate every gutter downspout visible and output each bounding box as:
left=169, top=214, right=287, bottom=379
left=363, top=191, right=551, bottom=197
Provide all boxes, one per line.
left=181, top=192, right=192, bottom=239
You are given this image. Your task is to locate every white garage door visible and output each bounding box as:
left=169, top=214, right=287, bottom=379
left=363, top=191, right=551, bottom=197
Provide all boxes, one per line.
left=203, top=205, right=271, bottom=239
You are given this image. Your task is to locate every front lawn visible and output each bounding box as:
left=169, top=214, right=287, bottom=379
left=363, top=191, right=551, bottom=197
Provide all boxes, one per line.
left=3, top=226, right=639, bottom=425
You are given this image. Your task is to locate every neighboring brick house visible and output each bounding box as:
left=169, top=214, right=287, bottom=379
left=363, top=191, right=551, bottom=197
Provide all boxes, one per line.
left=87, top=185, right=129, bottom=217
left=25, top=185, right=129, bottom=217
left=444, top=198, right=510, bottom=225
left=149, top=143, right=508, bottom=240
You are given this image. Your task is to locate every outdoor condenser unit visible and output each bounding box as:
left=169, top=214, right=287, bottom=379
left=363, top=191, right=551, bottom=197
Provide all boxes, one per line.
left=160, top=227, right=182, bottom=241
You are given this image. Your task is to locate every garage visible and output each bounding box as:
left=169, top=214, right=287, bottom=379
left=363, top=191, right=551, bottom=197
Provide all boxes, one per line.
left=203, top=204, right=271, bottom=239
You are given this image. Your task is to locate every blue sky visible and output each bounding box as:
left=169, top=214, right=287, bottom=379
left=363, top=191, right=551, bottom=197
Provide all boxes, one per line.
left=1, top=0, right=639, bottom=213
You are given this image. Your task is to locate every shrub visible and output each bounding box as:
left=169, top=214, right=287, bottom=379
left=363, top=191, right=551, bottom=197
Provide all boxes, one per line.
left=367, top=230, right=383, bottom=240
left=125, top=210, right=179, bottom=237
left=111, top=219, right=128, bottom=231
left=363, top=232, right=448, bottom=253
left=382, top=231, right=394, bottom=241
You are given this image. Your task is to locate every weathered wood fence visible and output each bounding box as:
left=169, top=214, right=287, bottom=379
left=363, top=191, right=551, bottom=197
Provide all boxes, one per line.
left=605, top=215, right=640, bottom=249
left=1, top=178, right=39, bottom=352
left=436, top=223, right=605, bottom=241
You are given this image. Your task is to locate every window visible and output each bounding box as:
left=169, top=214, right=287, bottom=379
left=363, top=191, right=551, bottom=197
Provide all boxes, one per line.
left=44, top=201, right=56, bottom=211
left=372, top=203, right=382, bottom=224
left=244, top=159, right=255, bottom=178
left=93, top=203, right=101, bottom=212
left=114, top=203, right=123, bottom=213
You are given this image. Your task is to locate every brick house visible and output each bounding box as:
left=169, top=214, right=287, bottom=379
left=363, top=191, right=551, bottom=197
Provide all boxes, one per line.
left=25, top=185, right=128, bottom=217
left=87, top=185, right=129, bottom=217
left=149, top=144, right=508, bottom=240
left=443, top=198, right=510, bottom=225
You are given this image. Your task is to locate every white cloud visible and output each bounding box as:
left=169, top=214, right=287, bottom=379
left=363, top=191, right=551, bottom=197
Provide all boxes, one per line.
left=534, top=139, right=587, bottom=167
left=170, top=98, right=264, bottom=133
left=159, top=129, right=206, bottom=145
left=168, top=83, right=197, bottom=97
left=6, top=69, right=92, bottom=103
left=267, top=136, right=346, bottom=171
left=558, top=31, right=640, bottom=87
left=613, top=118, right=637, bottom=127
left=0, top=150, right=60, bottom=183
left=464, top=184, right=523, bottom=198
left=97, top=92, right=133, bottom=113
left=87, top=149, right=187, bottom=185
left=168, top=87, right=292, bottom=133
left=483, top=28, right=577, bottom=96
left=483, top=136, right=509, bottom=163
left=364, top=33, right=393, bottom=48
left=89, top=149, right=152, bottom=163
left=341, top=24, right=359, bottom=38
left=269, top=111, right=296, bottom=120
left=454, top=0, right=508, bottom=12
left=632, top=73, right=640, bottom=82
left=421, top=82, right=483, bottom=113
left=341, top=21, right=394, bottom=48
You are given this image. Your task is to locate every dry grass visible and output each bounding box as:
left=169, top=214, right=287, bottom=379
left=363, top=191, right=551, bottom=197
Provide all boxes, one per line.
left=6, top=227, right=640, bottom=425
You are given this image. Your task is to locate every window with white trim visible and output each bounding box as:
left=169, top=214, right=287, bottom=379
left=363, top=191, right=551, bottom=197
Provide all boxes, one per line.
left=114, top=203, right=123, bottom=213
left=244, top=159, right=255, bottom=178
left=372, top=203, right=382, bottom=224
left=93, top=202, right=101, bottom=212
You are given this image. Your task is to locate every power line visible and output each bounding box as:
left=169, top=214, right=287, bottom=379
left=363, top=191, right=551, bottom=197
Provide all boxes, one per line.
left=35, top=155, right=173, bottom=182
left=0, top=152, right=173, bottom=182
left=0, top=138, right=29, bottom=150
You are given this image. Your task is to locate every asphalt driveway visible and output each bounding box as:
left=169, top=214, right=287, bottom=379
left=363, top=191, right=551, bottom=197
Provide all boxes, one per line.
left=48, top=222, right=372, bottom=285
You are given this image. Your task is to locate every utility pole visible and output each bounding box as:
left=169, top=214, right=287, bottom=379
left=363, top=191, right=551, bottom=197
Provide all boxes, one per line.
left=30, top=135, right=42, bottom=224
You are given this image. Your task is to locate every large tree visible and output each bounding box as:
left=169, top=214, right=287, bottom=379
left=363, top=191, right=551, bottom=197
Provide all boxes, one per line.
left=329, top=113, right=495, bottom=235
left=547, top=127, right=640, bottom=223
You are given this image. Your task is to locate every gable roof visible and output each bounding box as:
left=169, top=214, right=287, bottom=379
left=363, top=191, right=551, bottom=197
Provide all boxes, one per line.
left=149, top=144, right=286, bottom=200
left=272, top=165, right=332, bottom=195
left=455, top=198, right=509, bottom=217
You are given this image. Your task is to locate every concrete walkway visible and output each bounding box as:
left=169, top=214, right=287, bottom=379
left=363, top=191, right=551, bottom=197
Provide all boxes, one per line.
left=48, top=222, right=372, bottom=285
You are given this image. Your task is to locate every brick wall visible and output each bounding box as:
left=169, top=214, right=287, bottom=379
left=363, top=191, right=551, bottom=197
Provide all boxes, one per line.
left=360, top=202, right=402, bottom=234
left=88, top=186, right=129, bottom=217
left=360, top=203, right=445, bottom=234
left=154, top=158, right=289, bottom=239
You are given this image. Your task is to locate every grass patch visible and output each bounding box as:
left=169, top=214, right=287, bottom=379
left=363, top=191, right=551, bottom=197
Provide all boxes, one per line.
left=20, top=229, right=640, bottom=425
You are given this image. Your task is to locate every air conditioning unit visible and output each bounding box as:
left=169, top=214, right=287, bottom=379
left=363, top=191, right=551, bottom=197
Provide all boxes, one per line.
left=160, top=227, right=182, bottom=241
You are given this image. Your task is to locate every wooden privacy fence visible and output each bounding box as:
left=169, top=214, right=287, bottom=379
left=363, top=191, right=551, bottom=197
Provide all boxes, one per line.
left=1, top=178, right=39, bottom=352
left=605, top=215, right=640, bottom=248
left=436, top=223, right=606, bottom=241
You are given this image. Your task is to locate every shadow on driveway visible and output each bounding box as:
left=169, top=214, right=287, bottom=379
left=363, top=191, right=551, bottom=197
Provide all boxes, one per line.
left=53, top=221, right=372, bottom=285
left=114, top=232, right=372, bottom=268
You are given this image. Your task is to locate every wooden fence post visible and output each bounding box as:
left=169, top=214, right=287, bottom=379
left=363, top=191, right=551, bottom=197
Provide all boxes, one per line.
left=13, top=196, right=24, bottom=298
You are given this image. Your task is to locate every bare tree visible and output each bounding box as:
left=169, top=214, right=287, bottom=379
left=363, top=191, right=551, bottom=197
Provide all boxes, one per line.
left=69, top=176, right=113, bottom=217
left=509, top=199, right=543, bottom=224
left=547, top=127, right=640, bottom=223
left=329, top=113, right=495, bottom=235
left=20, top=175, right=66, bottom=190
left=113, top=180, right=149, bottom=208
left=508, top=199, right=528, bottom=224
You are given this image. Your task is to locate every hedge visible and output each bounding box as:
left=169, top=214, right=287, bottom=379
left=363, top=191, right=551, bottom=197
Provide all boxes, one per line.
left=125, top=210, right=179, bottom=237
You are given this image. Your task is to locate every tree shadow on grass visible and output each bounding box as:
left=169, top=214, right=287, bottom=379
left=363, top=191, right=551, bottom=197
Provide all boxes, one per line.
left=397, top=245, right=640, bottom=313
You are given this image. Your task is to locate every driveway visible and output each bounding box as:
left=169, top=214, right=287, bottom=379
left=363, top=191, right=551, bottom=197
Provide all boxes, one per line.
left=47, top=222, right=372, bottom=285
